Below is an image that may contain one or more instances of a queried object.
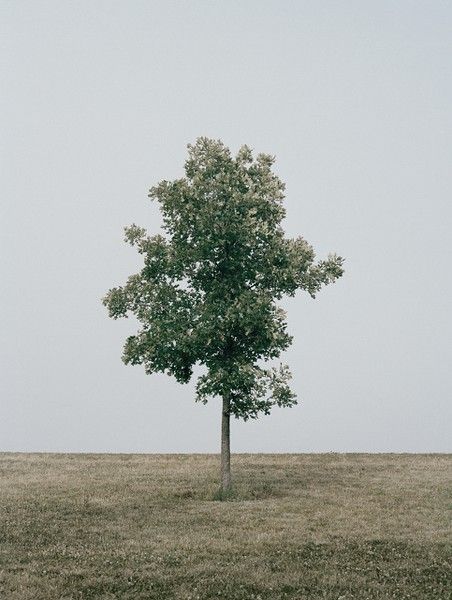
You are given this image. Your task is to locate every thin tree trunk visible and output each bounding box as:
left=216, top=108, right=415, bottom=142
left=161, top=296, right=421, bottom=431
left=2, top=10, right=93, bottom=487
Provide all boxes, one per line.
left=220, top=395, right=231, bottom=494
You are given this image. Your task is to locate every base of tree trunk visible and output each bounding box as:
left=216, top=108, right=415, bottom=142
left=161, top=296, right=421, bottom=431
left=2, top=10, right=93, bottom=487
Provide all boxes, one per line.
left=220, top=395, right=231, bottom=494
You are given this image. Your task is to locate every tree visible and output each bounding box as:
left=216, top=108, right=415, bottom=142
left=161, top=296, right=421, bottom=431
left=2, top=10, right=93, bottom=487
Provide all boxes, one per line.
left=102, top=137, right=344, bottom=495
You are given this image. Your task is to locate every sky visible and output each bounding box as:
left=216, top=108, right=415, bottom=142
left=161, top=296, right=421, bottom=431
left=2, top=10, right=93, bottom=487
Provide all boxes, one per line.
left=1, top=1, right=451, bottom=453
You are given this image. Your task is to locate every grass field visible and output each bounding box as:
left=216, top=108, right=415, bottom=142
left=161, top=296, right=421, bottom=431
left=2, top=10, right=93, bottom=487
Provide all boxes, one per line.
left=0, top=453, right=451, bottom=599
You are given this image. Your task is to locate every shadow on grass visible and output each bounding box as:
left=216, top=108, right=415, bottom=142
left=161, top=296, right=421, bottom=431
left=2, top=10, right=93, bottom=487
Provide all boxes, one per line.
left=171, top=480, right=285, bottom=503
left=210, top=479, right=287, bottom=502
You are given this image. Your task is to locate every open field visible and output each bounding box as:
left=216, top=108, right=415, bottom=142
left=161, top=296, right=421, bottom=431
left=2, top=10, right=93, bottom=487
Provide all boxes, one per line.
left=0, top=454, right=451, bottom=599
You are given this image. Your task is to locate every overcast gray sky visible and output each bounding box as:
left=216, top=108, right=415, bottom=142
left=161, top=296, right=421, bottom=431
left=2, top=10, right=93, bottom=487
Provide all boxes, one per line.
left=1, top=1, right=451, bottom=453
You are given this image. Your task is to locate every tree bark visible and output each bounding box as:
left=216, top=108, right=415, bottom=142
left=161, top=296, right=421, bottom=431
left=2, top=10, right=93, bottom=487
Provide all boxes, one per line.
left=220, top=395, right=231, bottom=494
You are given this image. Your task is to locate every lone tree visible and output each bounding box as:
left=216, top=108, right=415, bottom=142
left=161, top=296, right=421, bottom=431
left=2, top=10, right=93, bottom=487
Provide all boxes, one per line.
left=103, top=138, right=344, bottom=495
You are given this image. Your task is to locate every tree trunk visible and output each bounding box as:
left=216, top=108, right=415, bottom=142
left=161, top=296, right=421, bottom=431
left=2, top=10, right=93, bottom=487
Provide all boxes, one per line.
left=220, top=395, right=231, bottom=494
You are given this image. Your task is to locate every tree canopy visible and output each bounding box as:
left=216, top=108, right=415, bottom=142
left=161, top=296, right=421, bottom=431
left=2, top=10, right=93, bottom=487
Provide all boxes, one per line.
left=103, top=137, right=344, bottom=421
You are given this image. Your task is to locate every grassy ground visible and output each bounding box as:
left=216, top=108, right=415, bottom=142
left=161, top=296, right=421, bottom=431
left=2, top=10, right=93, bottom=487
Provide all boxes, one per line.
left=0, top=454, right=450, bottom=600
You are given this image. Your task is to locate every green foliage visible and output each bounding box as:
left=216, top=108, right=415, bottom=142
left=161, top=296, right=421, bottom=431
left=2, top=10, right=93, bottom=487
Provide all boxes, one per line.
left=102, top=137, right=344, bottom=420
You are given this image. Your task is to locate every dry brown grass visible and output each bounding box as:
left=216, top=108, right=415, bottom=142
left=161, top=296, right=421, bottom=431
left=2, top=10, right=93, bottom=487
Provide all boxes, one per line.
left=0, top=453, right=451, bottom=599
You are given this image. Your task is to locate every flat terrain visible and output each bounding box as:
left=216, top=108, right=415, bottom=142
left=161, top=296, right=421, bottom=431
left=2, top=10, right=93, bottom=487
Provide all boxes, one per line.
left=0, top=454, right=450, bottom=599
